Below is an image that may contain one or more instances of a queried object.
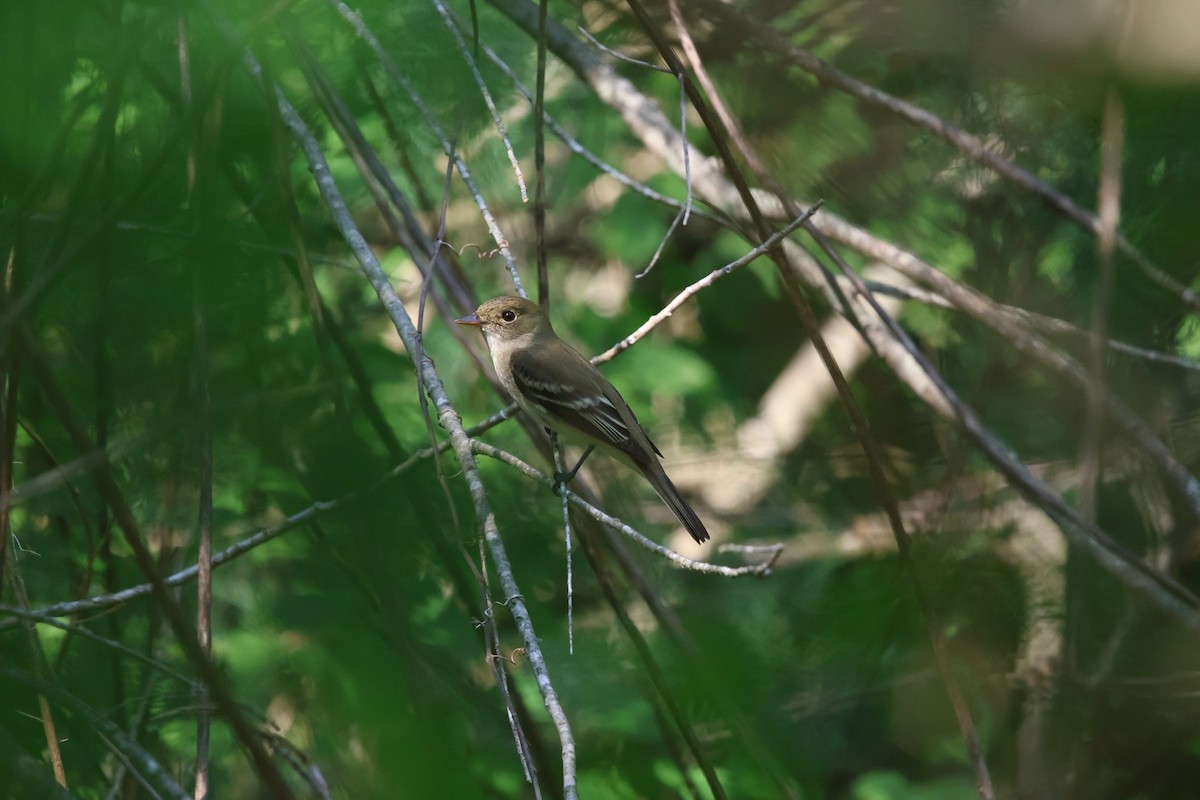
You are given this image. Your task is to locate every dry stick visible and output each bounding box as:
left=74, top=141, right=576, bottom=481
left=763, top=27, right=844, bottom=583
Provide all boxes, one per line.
left=578, top=27, right=672, bottom=73
left=267, top=75, right=578, bottom=799
left=693, top=0, right=1200, bottom=314
left=594, top=205, right=822, bottom=364
left=467, top=545, right=543, bottom=797
left=622, top=4, right=996, bottom=797
left=178, top=13, right=214, bottom=798
left=534, top=0, right=549, bottom=308
left=667, top=0, right=766, bottom=179
left=18, top=332, right=294, bottom=798
left=428, top=0, right=527, bottom=202
left=1080, top=91, right=1124, bottom=525
left=327, top=0, right=526, bottom=298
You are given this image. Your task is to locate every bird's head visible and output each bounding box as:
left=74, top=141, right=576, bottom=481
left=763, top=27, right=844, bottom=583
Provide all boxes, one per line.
left=455, top=296, right=547, bottom=343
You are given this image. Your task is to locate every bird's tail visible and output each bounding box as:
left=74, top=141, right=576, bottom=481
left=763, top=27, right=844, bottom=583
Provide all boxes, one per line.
left=640, top=461, right=710, bottom=544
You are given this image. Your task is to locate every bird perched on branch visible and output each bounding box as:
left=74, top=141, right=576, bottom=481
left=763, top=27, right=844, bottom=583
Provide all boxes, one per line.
left=456, top=296, right=709, bottom=544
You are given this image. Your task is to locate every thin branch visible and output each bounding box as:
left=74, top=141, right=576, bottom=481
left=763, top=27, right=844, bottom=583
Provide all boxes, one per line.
left=6, top=497, right=336, bottom=626
left=821, top=215, right=1200, bottom=522
left=550, top=435, right=575, bottom=654
left=578, top=26, right=671, bottom=73
left=596, top=204, right=823, bottom=364
left=1079, top=90, right=1124, bottom=524
left=472, top=441, right=780, bottom=577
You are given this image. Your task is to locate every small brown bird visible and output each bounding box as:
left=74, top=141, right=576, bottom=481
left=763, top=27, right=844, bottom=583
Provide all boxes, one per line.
left=456, top=296, right=709, bottom=544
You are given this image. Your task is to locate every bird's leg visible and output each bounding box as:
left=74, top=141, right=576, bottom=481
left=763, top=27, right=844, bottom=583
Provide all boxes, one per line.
left=549, top=430, right=594, bottom=496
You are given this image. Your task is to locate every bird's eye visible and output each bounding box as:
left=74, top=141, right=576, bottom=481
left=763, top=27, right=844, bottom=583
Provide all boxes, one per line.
left=500, top=310, right=516, bottom=322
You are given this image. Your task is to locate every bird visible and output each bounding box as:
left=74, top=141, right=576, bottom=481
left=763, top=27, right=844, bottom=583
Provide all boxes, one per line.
left=456, top=296, right=710, bottom=544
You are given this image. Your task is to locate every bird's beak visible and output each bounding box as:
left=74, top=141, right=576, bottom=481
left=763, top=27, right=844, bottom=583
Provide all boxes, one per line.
left=455, top=313, right=483, bottom=326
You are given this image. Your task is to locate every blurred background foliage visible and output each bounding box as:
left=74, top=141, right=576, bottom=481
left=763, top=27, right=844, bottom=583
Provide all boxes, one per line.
left=2, top=0, right=1200, bottom=798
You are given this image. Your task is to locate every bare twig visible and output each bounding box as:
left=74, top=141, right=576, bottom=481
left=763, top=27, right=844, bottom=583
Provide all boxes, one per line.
left=472, top=440, right=780, bottom=576
left=595, top=204, right=823, bottom=364
left=1079, top=90, right=1125, bottom=524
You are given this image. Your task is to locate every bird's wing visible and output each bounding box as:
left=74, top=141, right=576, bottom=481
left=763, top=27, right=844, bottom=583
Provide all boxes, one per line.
left=509, top=342, right=662, bottom=460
